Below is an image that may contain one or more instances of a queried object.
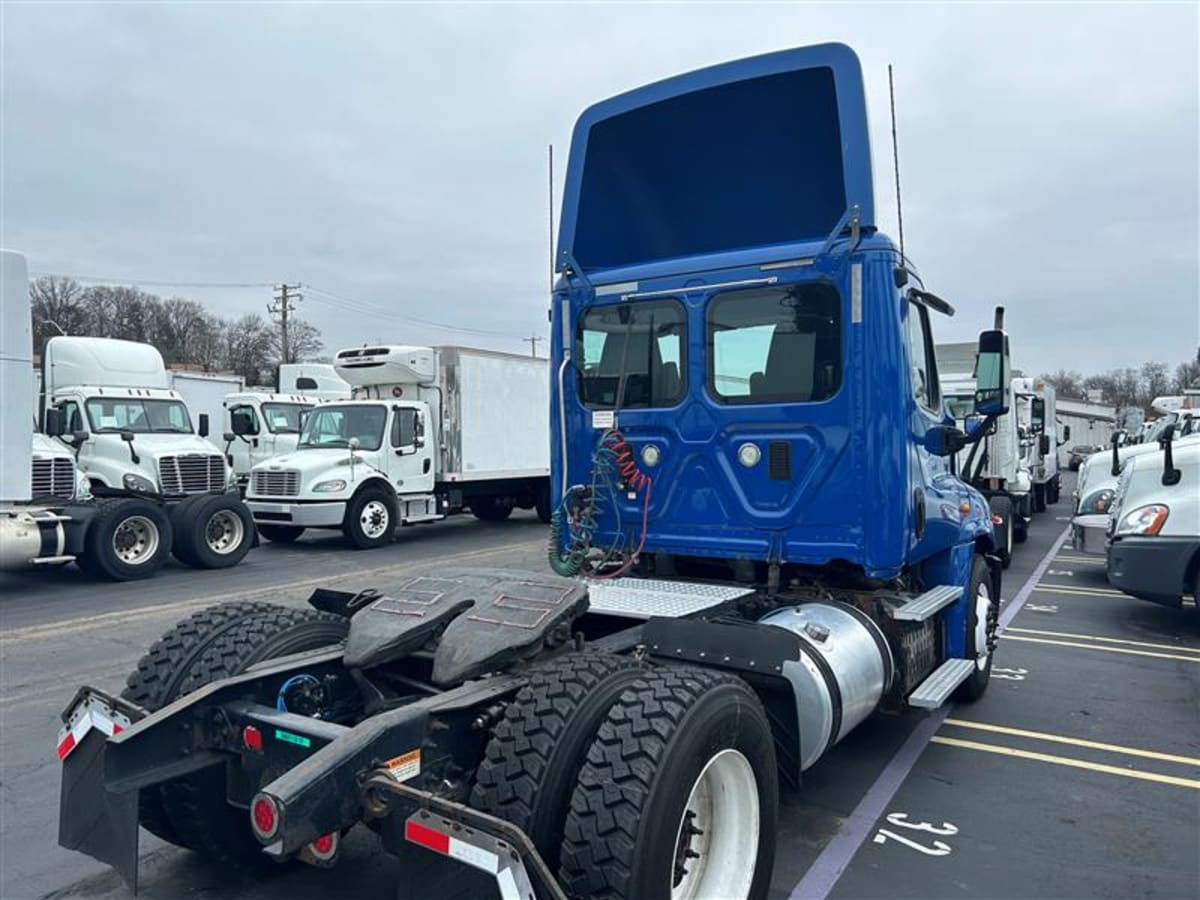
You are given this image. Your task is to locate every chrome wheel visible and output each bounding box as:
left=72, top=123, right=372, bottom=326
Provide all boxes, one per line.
left=205, top=509, right=245, bottom=555
left=112, top=515, right=160, bottom=566
left=974, top=581, right=992, bottom=670
left=359, top=500, right=390, bottom=539
left=671, top=748, right=759, bottom=900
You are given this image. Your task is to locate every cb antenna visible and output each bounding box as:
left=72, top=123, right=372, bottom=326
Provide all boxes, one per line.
left=888, top=64, right=906, bottom=268
left=548, top=143, right=555, bottom=295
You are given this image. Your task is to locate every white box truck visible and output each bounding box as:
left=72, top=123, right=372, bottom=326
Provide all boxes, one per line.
left=170, top=370, right=243, bottom=435
left=222, top=391, right=314, bottom=486
left=245, top=345, right=550, bottom=547
left=1014, top=377, right=1065, bottom=511
left=2, top=250, right=254, bottom=579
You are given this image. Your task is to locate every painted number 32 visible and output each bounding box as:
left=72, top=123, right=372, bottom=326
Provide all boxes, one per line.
left=873, top=812, right=958, bottom=857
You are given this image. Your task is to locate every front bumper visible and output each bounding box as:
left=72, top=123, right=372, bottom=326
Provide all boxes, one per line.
left=1071, top=514, right=1109, bottom=555
left=246, top=499, right=347, bottom=527
left=1107, top=536, right=1199, bottom=606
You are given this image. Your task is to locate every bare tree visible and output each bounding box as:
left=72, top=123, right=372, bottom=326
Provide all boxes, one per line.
left=30, top=276, right=89, bottom=353
left=1039, top=368, right=1085, bottom=399
left=272, top=317, right=323, bottom=367
left=1140, top=361, right=1171, bottom=403
left=223, top=314, right=275, bottom=385
left=1173, top=347, right=1200, bottom=392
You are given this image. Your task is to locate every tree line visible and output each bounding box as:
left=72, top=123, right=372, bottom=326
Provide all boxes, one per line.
left=1040, top=349, right=1200, bottom=414
left=30, top=277, right=324, bottom=387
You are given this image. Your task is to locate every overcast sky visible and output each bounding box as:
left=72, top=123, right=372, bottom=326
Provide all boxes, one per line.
left=3, top=3, right=1197, bottom=376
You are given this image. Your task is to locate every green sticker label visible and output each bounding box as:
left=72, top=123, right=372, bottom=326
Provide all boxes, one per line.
left=274, top=728, right=311, bottom=749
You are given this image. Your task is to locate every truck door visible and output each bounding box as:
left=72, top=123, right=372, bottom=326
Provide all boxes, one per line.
left=905, top=300, right=960, bottom=547
left=388, top=404, right=434, bottom=494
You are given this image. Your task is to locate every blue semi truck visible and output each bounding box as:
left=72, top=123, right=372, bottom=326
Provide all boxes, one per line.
left=57, top=44, right=1008, bottom=900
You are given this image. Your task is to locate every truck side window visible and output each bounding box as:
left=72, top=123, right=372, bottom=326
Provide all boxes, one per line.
left=577, top=300, right=685, bottom=409
left=296, top=377, right=318, bottom=391
left=906, top=300, right=941, bottom=413
left=391, top=409, right=418, bottom=448
left=707, top=284, right=841, bottom=403
left=58, top=400, right=83, bottom=432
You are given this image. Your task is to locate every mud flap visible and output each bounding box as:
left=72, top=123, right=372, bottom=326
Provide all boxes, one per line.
left=58, top=729, right=140, bottom=893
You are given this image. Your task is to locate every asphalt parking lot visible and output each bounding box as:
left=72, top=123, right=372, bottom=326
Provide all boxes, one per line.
left=2, top=474, right=1197, bottom=900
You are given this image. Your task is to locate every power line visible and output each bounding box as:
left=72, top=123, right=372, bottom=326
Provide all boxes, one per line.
left=268, top=283, right=302, bottom=364
left=303, top=284, right=529, bottom=342
left=523, top=334, right=543, bottom=357
left=29, top=271, right=273, bottom=289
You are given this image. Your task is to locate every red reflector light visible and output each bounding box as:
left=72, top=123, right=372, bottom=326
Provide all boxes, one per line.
left=56, top=732, right=77, bottom=761
left=312, top=833, right=335, bottom=855
left=991, top=514, right=1003, bottom=525
left=405, top=819, right=450, bottom=855
left=242, top=725, right=263, bottom=753
left=251, top=795, right=279, bottom=839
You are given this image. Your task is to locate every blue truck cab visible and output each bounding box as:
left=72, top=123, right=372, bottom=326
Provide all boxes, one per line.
left=549, top=43, right=1008, bottom=711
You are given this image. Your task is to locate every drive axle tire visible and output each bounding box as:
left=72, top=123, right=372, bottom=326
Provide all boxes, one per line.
left=955, top=554, right=997, bottom=702
left=1033, top=483, right=1046, bottom=514
left=123, top=603, right=348, bottom=864
left=258, top=524, right=305, bottom=543
left=471, top=653, right=647, bottom=873
left=76, top=497, right=173, bottom=581
left=535, top=483, right=553, bottom=525
left=559, top=668, right=777, bottom=900
left=343, top=485, right=396, bottom=549
left=471, top=496, right=514, bottom=522
left=171, top=493, right=254, bottom=569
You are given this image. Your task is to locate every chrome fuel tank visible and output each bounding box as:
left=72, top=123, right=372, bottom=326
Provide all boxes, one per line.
left=760, top=601, right=893, bottom=770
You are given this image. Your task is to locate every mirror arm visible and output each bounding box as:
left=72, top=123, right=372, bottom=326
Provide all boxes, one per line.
left=1160, top=424, right=1181, bottom=486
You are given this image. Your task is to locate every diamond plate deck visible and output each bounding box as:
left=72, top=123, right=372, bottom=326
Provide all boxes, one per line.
left=585, top=578, right=754, bottom=619
left=908, top=658, right=976, bottom=709
left=887, top=585, right=963, bottom=622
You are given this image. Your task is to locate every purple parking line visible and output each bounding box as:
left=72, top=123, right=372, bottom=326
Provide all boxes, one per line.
left=788, top=526, right=1072, bottom=900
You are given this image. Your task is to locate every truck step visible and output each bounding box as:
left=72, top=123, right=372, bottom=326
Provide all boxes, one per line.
left=887, top=585, right=963, bottom=622
left=585, top=579, right=754, bottom=620
left=908, top=658, right=976, bottom=709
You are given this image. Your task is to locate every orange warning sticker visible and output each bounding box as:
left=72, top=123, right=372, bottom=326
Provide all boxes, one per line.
left=385, top=749, right=421, bottom=783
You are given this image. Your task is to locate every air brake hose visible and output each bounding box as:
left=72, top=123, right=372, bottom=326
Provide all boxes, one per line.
left=548, top=507, right=585, bottom=577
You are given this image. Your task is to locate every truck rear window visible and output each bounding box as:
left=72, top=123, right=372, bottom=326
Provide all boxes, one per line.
left=707, top=284, right=841, bottom=404
left=577, top=300, right=685, bottom=409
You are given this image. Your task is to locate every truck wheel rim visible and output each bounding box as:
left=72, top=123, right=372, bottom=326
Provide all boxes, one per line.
left=205, top=509, right=245, bottom=555
left=360, top=501, right=389, bottom=538
left=974, top=581, right=992, bottom=670
left=112, top=515, right=159, bottom=565
left=671, top=748, right=758, bottom=900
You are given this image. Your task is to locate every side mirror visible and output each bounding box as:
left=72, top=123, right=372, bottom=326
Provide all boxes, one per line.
left=1039, top=434, right=1051, bottom=456
left=230, top=410, right=254, bottom=436
left=72, top=430, right=89, bottom=445
left=348, top=437, right=361, bottom=451
left=120, top=431, right=135, bottom=443
left=924, top=425, right=967, bottom=457
left=973, top=328, right=1010, bottom=417
left=222, top=431, right=236, bottom=444
left=1030, top=398, right=1045, bottom=433
left=198, top=413, right=210, bottom=438
left=1160, top=423, right=1181, bottom=486
left=1063, top=425, right=1071, bottom=442
left=44, top=408, right=64, bottom=436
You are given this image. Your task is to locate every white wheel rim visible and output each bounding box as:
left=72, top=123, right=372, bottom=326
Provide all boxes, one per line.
left=205, top=509, right=244, bottom=555
left=671, top=748, right=759, bottom=900
left=974, top=581, right=991, bottom=670
left=360, top=500, right=390, bottom=539
left=112, top=515, right=159, bottom=565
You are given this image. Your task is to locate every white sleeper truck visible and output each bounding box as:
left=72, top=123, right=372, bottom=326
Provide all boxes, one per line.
left=1015, top=376, right=1064, bottom=511
left=246, top=345, right=551, bottom=547
left=277, top=362, right=351, bottom=401
left=222, top=392, right=314, bottom=486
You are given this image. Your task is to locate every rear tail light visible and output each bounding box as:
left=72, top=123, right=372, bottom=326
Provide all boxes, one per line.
left=242, top=725, right=263, bottom=753
left=251, top=794, right=280, bottom=840
left=302, top=831, right=339, bottom=866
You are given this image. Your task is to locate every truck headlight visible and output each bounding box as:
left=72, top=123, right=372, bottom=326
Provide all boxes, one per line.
left=123, top=473, right=156, bottom=493
left=1115, top=504, right=1168, bottom=537
left=312, top=479, right=347, bottom=493
left=1077, top=488, right=1114, bottom=515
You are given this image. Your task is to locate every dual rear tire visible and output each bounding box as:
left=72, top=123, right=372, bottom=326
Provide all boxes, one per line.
left=474, top=659, right=777, bottom=900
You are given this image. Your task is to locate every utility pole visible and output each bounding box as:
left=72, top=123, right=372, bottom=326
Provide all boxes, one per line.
left=523, top=334, right=542, bottom=358
left=269, top=283, right=302, bottom=364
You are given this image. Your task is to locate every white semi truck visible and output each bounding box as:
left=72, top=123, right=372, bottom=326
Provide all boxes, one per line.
left=277, top=362, right=351, bottom=400
left=2, top=250, right=255, bottom=579
left=938, top=314, right=1033, bottom=565
left=1015, top=377, right=1064, bottom=511
left=245, top=345, right=551, bottom=547
left=222, top=392, right=314, bottom=486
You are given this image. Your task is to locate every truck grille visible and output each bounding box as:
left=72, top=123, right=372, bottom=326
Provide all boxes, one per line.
left=31, top=457, right=76, bottom=500
left=251, top=469, right=301, bottom=497
left=158, top=454, right=225, bottom=494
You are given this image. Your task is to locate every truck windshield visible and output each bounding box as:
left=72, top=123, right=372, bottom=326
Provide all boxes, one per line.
left=261, top=403, right=310, bottom=434
left=298, top=405, right=386, bottom=450
left=85, top=398, right=193, bottom=434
